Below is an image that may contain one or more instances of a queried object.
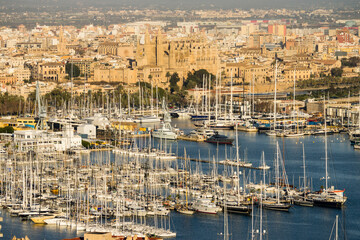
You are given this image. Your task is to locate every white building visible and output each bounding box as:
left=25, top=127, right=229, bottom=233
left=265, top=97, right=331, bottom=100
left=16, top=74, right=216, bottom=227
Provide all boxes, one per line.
left=85, top=114, right=110, bottom=130
left=14, top=126, right=82, bottom=152
left=77, top=124, right=96, bottom=139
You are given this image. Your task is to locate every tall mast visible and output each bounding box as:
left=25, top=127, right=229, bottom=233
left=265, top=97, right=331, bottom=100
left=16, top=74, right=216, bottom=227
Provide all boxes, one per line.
left=127, top=89, right=130, bottom=117
left=70, top=63, right=73, bottom=116
left=260, top=180, right=263, bottom=240
left=251, top=196, right=254, bottom=240
left=205, top=75, right=208, bottom=115
left=215, top=73, right=218, bottom=121
left=293, top=68, right=296, bottom=129
left=208, top=75, right=211, bottom=122
left=119, top=93, right=122, bottom=116
left=358, top=91, right=360, bottom=129
left=151, top=82, right=153, bottom=116
left=223, top=170, right=229, bottom=240
left=230, top=70, right=233, bottom=121
left=252, top=73, right=255, bottom=116
left=324, top=96, right=328, bottom=190
left=262, top=151, right=266, bottom=189
left=303, top=143, right=306, bottom=191
left=335, top=215, right=339, bottom=240
left=35, top=80, right=47, bottom=129
left=219, top=71, right=222, bottom=118
left=202, top=75, right=205, bottom=114
left=156, top=85, right=159, bottom=117
left=273, top=59, right=278, bottom=131
left=83, top=70, right=87, bottom=118
left=293, top=68, right=296, bottom=114
left=138, top=79, right=141, bottom=114
left=236, top=124, right=240, bottom=199
left=276, top=141, right=280, bottom=204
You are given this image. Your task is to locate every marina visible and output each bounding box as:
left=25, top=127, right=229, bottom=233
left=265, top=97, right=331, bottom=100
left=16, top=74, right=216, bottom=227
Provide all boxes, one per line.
left=0, top=117, right=359, bottom=239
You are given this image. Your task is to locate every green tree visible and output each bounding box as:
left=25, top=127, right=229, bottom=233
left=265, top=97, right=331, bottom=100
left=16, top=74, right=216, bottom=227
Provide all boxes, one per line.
left=331, top=68, right=343, bottom=77
left=166, top=72, right=171, bottom=81
left=341, top=57, right=360, bottom=67
left=44, top=88, right=71, bottom=108
left=168, top=89, right=188, bottom=107
left=65, top=63, right=80, bottom=78
left=0, top=126, right=14, bottom=133
left=82, top=140, right=91, bottom=149
left=183, top=69, right=215, bottom=90
left=169, top=73, right=180, bottom=93
left=0, top=93, right=24, bottom=115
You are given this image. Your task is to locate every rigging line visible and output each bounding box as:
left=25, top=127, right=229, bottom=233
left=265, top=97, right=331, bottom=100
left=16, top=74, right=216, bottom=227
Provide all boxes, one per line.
left=328, top=218, right=336, bottom=240
left=327, top=135, right=338, bottom=189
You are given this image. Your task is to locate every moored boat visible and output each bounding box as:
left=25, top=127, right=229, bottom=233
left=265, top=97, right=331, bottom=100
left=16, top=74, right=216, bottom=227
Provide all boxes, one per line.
left=30, top=214, right=56, bottom=224
left=205, top=133, right=233, bottom=145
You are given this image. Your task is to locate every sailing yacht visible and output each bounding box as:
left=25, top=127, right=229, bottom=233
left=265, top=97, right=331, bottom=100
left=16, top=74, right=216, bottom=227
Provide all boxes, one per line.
left=177, top=151, right=195, bottom=215
left=262, top=142, right=291, bottom=212
left=293, top=144, right=314, bottom=207
left=283, top=69, right=304, bottom=138
left=308, top=98, right=347, bottom=208
left=350, top=93, right=360, bottom=145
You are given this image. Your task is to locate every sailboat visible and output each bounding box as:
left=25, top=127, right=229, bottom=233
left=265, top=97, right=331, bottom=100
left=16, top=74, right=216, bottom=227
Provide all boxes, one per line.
left=250, top=181, right=267, bottom=240
left=223, top=137, right=252, bottom=214
left=293, top=144, right=314, bottom=207
left=284, top=68, right=304, bottom=137
left=262, top=142, right=291, bottom=211
left=220, top=170, right=230, bottom=240
left=309, top=98, right=347, bottom=208
left=177, top=151, right=195, bottom=215
left=349, top=92, right=360, bottom=145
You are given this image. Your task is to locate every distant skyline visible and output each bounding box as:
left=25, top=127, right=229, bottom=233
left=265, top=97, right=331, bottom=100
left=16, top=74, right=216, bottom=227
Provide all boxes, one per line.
left=1, top=0, right=359, bottom=10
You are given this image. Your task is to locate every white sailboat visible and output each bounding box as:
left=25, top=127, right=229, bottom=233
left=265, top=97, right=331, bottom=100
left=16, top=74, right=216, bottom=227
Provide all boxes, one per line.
left=310, top=97, right=347, bottom=208
left=262, top=142, right=291, bottom=211
left=284, top=68, right=304, bottom=137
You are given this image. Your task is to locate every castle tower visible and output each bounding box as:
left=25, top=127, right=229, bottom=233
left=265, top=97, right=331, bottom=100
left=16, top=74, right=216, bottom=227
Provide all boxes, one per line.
left=57, top=27, right=67, bottom=54
left=156, top=29, right=164, bottom=66
left=144, top=28, right=155, bottom=65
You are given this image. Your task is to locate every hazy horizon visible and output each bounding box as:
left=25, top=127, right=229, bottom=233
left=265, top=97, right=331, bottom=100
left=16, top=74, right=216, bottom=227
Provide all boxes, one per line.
left=1, top=0, right=359, bottom=10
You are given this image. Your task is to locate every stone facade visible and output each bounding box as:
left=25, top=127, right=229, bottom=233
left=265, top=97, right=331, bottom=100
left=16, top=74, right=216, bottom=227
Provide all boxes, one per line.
left=135, top=30, right=221, bottom=86
left=37, top=62, right=66, bottom=82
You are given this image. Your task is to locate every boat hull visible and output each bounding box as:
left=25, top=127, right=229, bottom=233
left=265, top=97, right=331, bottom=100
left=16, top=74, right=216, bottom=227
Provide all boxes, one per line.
left=262, top=203, right=291, bottom=211
left=313, top=199, right=345, bottom=208
left=205, top=139, right=233, bottom=145
left=31, top=215, right=55, bottom=224
left=225, top=205, right=251, bottom=215
left=152, top=133, right=177, bottom=140
left=293, top=199, right=314, bottom=207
